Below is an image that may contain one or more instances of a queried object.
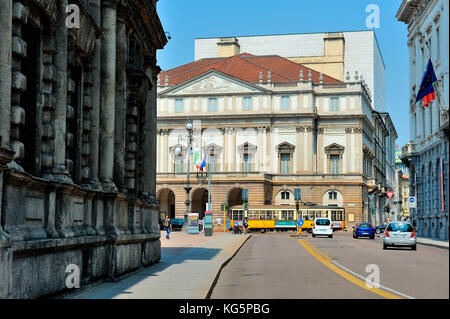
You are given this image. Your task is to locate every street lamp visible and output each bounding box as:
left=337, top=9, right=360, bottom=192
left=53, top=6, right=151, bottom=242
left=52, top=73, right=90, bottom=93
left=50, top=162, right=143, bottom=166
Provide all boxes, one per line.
left=176, top=120, right=195, bottom=231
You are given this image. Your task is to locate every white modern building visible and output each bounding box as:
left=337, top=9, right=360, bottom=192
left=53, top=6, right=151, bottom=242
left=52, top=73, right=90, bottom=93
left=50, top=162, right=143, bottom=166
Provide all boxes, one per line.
left=194, top=31, right=386, bottom=112
left=397, top=0, right=449, bottom=240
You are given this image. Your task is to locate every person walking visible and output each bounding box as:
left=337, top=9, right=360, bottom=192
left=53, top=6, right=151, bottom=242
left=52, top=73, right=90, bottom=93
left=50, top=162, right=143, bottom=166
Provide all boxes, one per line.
left=165, top=218, right=172, bottom=239
left=243, top=217, right=249, bottom=234
left=199, top=217, right=203, bottom=233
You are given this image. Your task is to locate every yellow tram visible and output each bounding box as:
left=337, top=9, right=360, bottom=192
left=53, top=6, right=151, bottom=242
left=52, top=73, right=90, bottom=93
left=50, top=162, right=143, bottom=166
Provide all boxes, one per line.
left=229, top=205, right=345, bottom=233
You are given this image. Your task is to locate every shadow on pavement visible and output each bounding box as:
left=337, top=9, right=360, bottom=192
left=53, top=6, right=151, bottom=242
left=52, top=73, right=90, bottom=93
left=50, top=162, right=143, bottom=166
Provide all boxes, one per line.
left=64, top=247, right=222, bottom=299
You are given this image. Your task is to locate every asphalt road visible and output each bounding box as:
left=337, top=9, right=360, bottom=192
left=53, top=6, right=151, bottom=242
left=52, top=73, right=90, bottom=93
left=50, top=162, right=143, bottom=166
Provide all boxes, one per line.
left=210, top=230, right=449, bottom=299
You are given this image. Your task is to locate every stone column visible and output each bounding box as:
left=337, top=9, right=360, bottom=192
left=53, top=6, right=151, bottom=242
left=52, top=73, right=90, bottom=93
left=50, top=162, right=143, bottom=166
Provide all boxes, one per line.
left=222, top=128, right=227, bottom=172
left=295, top=127, right=302, bottom=173
left=232, top=128, right=237, bottom=171
left=261, top=127, right=267, bottom=172
left=142, top=64, right=159, bottom=204
left=51, top=0, right=72, bottom=182
left=88, top=0, right=102, bottom=190
left=0, top=147, right=14, bottom=298
left=162, top=129, right=169, bottom=172
left=113, top=15, right=127, bottom=192
left=0, top=0, right=12, bottom=148
left=100, top=0, right=118, bottom=192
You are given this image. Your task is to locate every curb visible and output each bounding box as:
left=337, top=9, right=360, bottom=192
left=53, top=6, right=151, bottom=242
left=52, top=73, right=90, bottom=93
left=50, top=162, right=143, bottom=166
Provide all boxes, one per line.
left=417, top=241, right=449, bottom=250
left=205, top=234, right=252, bottom=299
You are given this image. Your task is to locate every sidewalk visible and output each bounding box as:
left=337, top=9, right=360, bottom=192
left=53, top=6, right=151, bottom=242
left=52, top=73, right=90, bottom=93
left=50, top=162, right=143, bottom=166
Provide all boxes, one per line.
left=417, top=237, right=449, bottom=249
left=66, top=231, right=250, bottom=299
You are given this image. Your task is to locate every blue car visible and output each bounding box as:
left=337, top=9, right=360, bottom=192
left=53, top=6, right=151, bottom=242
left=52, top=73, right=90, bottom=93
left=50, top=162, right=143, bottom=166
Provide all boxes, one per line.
left=353, top=223, right=375, bottom=239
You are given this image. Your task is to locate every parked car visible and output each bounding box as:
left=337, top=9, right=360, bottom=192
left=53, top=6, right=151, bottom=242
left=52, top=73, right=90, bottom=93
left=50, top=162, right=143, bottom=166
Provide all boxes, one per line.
left=383, top=221, right=416, bottom=250
left=374, top=224, right=387, bottom=234
left=353, top=223, right=375, bottom=239
left=312, top=218, right=333, bottom=238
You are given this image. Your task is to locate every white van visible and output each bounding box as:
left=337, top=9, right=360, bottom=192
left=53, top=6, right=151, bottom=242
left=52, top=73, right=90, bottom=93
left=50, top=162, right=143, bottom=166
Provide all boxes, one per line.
left=312, top=218, right=333, bottom=238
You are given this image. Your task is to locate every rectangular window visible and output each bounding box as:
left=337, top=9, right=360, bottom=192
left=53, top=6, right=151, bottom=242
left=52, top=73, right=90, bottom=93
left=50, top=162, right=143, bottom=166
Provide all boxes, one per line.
left=208, top=97, right=217, bottom=112
left=280, top=153, right=291, bottom=174
left=174, top=155, right=184, bottom=173
left=243, top=154, right=252, bottom=172
left=175, top=99, right=183, bottom=112
left=281, top=96, right=290, bottom=111
left=288, top=211, right=294, bottom=220
left=330, top=155, right=340, bottom=174
left=207, top=155, right=217, bottom=172
left=330, top=97, right=339, bottom=111
left=243, top=97, right=252, bottom=110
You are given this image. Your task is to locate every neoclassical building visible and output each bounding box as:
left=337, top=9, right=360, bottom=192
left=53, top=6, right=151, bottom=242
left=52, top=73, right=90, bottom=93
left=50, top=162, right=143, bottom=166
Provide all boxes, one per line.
left=156, top=51, right=396, bottom=227
left=0, top=0, right=166, bottom=298
left=397, top=0, right=449, bottom=240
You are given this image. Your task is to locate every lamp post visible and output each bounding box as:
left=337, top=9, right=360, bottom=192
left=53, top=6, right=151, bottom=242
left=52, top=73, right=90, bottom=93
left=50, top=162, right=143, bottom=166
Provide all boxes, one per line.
left=175, top=120, right=194, bottom=231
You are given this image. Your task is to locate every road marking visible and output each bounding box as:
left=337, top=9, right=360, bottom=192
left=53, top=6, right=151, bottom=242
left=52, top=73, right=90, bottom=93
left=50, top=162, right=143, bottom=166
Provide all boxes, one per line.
left=298, top=239, right=415, bottom=299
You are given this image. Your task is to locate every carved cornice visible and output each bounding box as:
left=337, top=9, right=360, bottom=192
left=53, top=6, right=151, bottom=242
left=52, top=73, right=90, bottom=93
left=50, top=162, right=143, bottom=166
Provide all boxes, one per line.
left=123, top=0, right=167, bottom=58
left=296, top=126, right=313, bottom=133
left=68, top=0, right=101, bottom=57
left=32, top=0, right=58, bottom=22
left=345, top=127, right=363, bottom=134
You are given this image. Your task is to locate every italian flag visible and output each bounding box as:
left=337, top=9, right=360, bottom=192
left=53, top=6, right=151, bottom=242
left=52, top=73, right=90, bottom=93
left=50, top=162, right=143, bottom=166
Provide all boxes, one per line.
left=194, top=149, right=206, bottom=171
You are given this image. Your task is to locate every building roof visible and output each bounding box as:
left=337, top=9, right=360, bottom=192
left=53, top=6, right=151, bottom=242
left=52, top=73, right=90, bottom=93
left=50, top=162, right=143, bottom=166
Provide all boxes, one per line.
left=159, top=53, right=341, bottom=87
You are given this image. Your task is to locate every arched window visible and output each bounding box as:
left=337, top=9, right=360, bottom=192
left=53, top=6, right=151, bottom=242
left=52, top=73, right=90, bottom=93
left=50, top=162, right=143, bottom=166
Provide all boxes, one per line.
left=323, top=189, right=343, bottom=207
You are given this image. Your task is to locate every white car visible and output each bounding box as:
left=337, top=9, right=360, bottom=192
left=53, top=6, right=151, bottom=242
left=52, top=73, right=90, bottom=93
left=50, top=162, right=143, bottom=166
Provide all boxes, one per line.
left=312, top=218, right=333, bottom=238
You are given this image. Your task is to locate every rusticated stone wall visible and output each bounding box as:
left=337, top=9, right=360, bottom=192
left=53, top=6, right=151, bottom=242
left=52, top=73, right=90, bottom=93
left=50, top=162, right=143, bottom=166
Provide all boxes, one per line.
left=0, top=0, right=167, bottom=298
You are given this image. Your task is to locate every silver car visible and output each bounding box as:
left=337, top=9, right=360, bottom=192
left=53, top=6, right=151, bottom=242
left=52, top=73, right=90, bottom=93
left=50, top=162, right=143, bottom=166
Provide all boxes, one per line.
left=383, top=221, right=417, bottom=250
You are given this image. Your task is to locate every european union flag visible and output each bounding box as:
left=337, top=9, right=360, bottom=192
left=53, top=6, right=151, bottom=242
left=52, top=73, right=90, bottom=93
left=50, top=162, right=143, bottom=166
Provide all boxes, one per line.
left=416, top=59, right=438, bottom=107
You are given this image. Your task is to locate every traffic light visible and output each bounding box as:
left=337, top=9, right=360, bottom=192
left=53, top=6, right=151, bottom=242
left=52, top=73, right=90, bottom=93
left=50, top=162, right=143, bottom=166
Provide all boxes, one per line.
left=296, top=201, right=299, bottom=211
left=386, top=204, right=390, bottom=213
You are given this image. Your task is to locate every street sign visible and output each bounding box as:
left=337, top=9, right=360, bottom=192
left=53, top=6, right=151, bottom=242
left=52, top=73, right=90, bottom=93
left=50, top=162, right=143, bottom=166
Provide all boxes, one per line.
left=386, top=191, right=394, bottom=199
left=409, top=196, right=416, bottom=208
left=297, top=219, right=304, bottom=227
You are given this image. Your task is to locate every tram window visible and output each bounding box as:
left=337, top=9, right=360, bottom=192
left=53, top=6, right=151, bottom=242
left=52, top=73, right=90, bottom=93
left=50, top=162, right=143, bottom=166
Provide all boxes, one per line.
left=281, top=211, right=288, bottom=220
left=248, top=211, right=256, bottom=220
left=266, top=211, right=272, bottom=220
left=317, top=211, right=326, bottom=218
left=307, top=211, right=314, bottom=220
left=288, top=211, right=294, bottom=220
left=332, top=211, right=343, bottom=221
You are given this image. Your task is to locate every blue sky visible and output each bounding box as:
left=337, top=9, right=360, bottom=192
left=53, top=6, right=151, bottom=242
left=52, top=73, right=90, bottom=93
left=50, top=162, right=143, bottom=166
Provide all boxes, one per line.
left=156, top=0, right=410, bottom=148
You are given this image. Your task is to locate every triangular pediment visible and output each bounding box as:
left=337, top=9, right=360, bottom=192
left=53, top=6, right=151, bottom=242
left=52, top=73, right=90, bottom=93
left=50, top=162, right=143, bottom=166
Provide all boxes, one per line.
left=158, top=70, right=268, bottom=96
left=325, top=143, right=345, bottom=151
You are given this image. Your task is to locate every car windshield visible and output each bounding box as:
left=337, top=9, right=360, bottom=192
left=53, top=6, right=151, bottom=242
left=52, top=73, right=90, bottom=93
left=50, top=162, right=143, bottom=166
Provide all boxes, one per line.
left=315, top=219, right=330, bottom=226
left=359, top=223, right=371, bottom=229
left=387, top=223, right=414, bottom=232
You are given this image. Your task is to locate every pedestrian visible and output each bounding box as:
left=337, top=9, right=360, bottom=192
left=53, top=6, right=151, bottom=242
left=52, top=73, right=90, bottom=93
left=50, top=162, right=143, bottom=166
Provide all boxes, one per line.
left=243, top=217, right=249, bottom=234
left=165, top=217, right=172, bottom=239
